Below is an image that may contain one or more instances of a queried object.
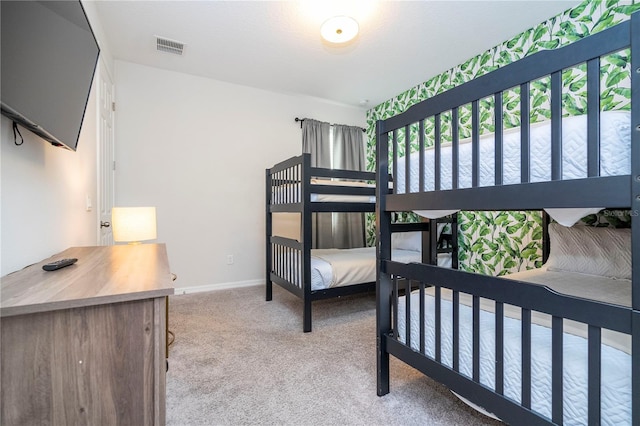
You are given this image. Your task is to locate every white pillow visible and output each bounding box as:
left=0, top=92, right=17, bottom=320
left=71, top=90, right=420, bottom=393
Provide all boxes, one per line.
left=546, top=223, right=631, bottom=280
left=391, top=224, right=448, bottom=252
left=392, top=232, right=421, bottom=252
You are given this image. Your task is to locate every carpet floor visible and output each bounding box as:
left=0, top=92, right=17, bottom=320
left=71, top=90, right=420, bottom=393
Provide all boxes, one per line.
left=166, top=284, right=502, bottom=426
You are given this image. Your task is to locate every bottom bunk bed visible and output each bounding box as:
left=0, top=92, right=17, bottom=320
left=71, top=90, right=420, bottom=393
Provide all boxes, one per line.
left=267, top=221, right=455, bottom=332
left=380, top=223, right=634, bottom=426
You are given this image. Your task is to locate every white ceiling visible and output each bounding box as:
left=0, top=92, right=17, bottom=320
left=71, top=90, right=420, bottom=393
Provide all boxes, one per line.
left=94, top=0, right=579, bottom=109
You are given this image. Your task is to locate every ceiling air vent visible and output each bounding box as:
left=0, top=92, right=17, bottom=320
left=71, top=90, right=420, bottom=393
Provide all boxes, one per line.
left=155, top=36, right=185, bottom=56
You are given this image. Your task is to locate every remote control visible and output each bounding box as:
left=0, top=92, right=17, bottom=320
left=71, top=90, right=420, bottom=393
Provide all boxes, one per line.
left=42, top=258, right=78, bottom=271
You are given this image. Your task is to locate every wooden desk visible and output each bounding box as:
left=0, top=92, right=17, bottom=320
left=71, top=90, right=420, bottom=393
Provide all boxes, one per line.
left=1, top=244, right=174, bottom=426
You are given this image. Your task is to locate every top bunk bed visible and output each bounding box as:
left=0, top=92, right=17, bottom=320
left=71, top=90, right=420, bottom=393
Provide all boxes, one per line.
left=375, top=10, right=639, bottom=426
left=267, top=153, right=377, bottom=215
left=375, top=21, right=635, bottom=215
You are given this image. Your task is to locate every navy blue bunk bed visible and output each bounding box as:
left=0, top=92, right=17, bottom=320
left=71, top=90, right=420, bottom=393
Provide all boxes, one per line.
left=375, top=13, right=639, bottom=426
left=266, top=154, right=453, bottom=332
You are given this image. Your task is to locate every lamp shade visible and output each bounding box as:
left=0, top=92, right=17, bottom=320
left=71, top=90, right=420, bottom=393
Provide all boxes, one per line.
left=112, top=207, right=157, bottom=243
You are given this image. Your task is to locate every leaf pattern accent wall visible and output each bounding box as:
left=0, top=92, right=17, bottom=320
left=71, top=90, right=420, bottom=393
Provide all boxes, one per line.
left=365, top=0, right=639, bottom=275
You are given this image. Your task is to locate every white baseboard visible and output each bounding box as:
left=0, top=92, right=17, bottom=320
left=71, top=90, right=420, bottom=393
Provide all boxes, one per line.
left=174, top=279, right=263, bottom=295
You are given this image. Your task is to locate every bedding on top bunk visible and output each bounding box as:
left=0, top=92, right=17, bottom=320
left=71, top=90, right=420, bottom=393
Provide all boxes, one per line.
left=393, top=111, right=631, bottom=223
left=395, top=111, right=630, bottom=193
left=394, top=223, right=632, bottom=425
left=271, top=178, right=376, bottom=204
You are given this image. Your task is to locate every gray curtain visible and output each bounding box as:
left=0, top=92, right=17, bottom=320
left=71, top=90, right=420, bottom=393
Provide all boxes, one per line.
left=302, top=119, right=333, bottom=249
left=332, top=124, right=366, bottom=249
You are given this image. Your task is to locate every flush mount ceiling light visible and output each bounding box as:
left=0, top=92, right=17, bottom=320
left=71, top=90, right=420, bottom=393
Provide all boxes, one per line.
left=320, top=16, right=359, bottom=44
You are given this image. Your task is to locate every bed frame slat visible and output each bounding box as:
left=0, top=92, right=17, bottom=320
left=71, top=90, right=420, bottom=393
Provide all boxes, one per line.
left=520, top=82, right=531, bottom=184
left=452, top=214, right=459, bottom=268
left=471, top=100, right=480, bottom=188
left=405, top=279, right=412, bottom=347
left=495, top=302, right=504, bottom=395
left=522, top=308, right=532, bottom=409
left=419, top=120, right=426, bottom=192
left=393, top=131, right=399, bottom=194
left=405, top=125, right=411, bottom=193
left=472, top=295, right=480, bottom=382
left=452, top=109, right=459, bottom=189
left=586, top=58, right=601, bottom=178
left=429, top=219, right=438, bottom=265
left=587, top=325, right=601, bottom=425
left=393, top=277, right=399, bottom=339
left=435, top=286, right=442, bottom=362
left=551, top=71, right=562, bottom=181
left=435, top=114, right=442, bottom=191
left=419, top=281, right=426, bottom=354
left=453, top=290, right=460, bottom=371
left=494, top=93, right=504, bottom=186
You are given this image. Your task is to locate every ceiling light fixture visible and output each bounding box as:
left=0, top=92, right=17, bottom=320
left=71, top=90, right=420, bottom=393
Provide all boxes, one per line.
left=320, top=16, right=359, bottom=44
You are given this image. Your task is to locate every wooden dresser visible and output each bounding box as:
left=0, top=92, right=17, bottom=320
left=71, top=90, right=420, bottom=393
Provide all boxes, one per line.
left=0, top=244, right=174, bottom=426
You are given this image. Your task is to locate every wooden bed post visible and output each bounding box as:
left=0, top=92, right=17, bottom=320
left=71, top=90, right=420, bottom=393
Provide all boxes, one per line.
left=420, top=216, right=436, bottom=265
left=302, top=154, right=313, bottom=332
left=376, top=119, right=392, bottom=395
left=266, top=168, right=273, bottom=301
left=630, top=11, right=640, bottom=426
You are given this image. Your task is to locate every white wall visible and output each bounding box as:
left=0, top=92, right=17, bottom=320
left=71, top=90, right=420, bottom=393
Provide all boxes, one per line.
left=0, top=83, right=98, bottom=275
left=114, top=61, right=366, bottom=291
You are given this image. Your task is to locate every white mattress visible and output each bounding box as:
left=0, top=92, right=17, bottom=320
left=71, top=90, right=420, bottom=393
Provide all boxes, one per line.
left=395, top=267, right=632, bottom=425
left=310, top=248, right=452, bottom=291
left=395, top=111, right=631, bottom=193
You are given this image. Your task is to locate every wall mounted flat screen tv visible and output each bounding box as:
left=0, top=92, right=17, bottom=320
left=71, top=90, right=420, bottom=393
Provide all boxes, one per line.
left=1, top=0, right=100, bottom=151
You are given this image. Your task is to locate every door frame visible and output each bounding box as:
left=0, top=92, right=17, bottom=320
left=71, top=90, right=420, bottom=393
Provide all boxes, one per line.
left=96, top=57, right=115, bottom=245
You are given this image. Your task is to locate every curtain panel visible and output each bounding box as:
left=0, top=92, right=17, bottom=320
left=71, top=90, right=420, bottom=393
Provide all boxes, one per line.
left=302, top=119, right=333, bottom=249
left=332, top=124, right=366, bottom=249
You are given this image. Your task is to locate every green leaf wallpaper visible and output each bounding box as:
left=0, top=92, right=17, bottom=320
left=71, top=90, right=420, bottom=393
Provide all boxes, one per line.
left=365, top=0, right=639, bottom=275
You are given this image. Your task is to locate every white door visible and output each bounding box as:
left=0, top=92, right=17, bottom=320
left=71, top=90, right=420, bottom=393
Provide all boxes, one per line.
left=97, top=59, right=115, bottom=245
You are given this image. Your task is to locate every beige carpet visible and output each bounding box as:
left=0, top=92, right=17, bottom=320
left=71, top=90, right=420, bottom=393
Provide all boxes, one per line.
left=166, top=284, right=502, bottom=426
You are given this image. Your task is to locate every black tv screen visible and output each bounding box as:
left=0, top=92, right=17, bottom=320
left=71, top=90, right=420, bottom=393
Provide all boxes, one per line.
left=1, top=0, right=100, bottom=151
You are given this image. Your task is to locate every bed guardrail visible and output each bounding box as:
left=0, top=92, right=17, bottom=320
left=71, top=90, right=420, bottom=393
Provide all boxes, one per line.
left=268, top=153, right=378, bottom=212
left=383, top=260, right=634, bottom=425
left=269, top=236, right=304, bottom=296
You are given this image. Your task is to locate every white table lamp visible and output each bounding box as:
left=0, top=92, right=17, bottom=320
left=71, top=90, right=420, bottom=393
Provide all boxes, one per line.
left=112, top=207, right=157, bottom=244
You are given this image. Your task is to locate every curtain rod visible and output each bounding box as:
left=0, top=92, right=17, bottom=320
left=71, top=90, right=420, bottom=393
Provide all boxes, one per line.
left=294, top=117, right=365, bottom=132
